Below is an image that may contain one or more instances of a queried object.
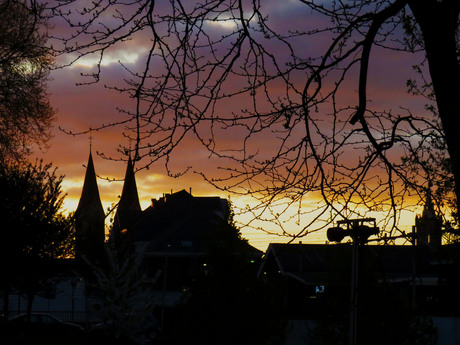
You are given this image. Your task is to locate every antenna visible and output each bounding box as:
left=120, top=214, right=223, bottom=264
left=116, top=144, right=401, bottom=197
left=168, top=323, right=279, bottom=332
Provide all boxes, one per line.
left=89, top=133, right=93, bottom=151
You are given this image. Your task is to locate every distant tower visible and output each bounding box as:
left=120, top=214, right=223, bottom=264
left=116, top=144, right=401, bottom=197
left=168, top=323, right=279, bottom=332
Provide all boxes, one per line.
left=112, top=156, right=142, bottom=241
left=75, top=151, right=106, bottom=261
left=415, top=192, right=442, bottom=250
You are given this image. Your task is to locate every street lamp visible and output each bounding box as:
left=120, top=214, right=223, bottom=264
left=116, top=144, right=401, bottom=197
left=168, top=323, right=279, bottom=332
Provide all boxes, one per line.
left=327, top=218, right=379, bottom=345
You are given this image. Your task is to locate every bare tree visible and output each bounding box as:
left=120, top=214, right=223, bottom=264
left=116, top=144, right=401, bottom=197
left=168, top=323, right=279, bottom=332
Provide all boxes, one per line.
left=85, top=241, right=159, bottom=343
left=47, top=0, right=459, bottom=240
left=0, top=0, right=55, bottom=163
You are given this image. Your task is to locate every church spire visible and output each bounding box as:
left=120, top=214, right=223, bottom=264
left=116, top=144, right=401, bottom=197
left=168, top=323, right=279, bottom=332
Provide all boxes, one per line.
left=75, top=151, right=105, bottom=261
left=113, top=156, right=142, bottom=236
left=422, top=190, right=436, bottom=219
left=118, top=155, right=141, bottom=214
left=76, top=151, right=103, bottom=213
left=415, top=188, right=442, bottom=250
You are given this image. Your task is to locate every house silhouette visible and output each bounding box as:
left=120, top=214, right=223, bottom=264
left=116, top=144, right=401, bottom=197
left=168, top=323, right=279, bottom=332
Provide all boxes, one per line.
left=75, top=150, right=262, bottom=294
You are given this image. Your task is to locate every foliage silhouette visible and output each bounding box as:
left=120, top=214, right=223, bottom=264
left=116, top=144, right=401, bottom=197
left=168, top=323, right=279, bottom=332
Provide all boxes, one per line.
left=0, top=160, right=73, bottom=320
left=0, top=0, right=55, bottom=163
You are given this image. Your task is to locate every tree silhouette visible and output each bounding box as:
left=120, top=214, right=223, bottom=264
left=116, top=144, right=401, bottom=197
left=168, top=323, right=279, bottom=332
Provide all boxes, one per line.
left=84, top=241, right=159, bottom=344
left=0, top=0, right=55, bottom=163
left=0, top=160, right=73, bottom=319
left=47, top=1, right=458, bottom=238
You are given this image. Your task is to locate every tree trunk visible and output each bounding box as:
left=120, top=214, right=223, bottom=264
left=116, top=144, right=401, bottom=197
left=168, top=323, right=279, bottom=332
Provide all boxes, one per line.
left=409, top=0, right=460, bottom=206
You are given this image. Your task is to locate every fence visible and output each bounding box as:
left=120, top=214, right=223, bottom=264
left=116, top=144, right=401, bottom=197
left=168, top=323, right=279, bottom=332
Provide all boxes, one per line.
left=6, top=310, right=100, bottom=326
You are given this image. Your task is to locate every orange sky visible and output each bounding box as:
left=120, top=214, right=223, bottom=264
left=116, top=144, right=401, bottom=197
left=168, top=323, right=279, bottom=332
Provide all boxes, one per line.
left=33, top=1, right=432, bottom=250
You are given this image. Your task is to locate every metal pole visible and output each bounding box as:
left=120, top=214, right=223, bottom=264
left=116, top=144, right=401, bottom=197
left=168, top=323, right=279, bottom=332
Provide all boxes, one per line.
left=71, top=283, right=75, bottom=321
left=160, top=245, right=170, bottom=332
left=349, top=238, right=358, bottom=345
left=330, top=218, right=378, bottom=345
left=411, top=226, right=417, bottom=308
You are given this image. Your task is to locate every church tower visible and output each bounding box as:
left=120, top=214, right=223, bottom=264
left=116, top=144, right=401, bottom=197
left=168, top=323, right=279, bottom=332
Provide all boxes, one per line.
left=112, top=156, right=142, bottom=240
left=415, top=192, right=442, bottom=250
left=74, top=151, right=105, bottom=261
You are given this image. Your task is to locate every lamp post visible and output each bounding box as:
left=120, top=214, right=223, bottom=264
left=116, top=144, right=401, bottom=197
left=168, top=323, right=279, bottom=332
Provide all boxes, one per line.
left=327, top=218, right=379, bottom=345
left=71, top=277, right=77, bottom=322
left=160, top=244, right=170, bottom=332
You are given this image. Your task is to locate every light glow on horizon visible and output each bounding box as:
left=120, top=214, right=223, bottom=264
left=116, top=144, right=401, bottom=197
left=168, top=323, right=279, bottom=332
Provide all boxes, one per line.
left=59, top=165, right=425, bottom=251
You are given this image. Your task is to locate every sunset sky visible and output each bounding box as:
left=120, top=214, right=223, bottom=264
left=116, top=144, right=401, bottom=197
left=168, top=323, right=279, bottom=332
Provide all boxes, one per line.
left=34, top=1, right=432, bottom=250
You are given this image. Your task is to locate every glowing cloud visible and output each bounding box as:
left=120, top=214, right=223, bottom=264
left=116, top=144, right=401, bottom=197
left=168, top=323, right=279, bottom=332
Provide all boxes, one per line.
left=64, top=47, right=148, bottom=69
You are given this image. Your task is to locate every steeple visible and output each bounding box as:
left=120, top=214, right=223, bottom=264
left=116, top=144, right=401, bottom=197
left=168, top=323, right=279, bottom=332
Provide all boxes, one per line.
left=422, top=192, right=436, bottom=219
left=113, top=156, right=142, bottom=237
left=76, top=151, right=103, bottom=214
left=119, top=155, right=141, bottom=214
left=75, top=151, right=105, bottom=260
left=415, top=190, right=442, bottom=250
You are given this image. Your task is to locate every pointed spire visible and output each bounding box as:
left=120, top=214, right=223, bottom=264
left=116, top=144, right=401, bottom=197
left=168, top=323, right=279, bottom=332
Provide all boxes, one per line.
left=422, top=190, right=436, bottom=219
left=76, top=151, right=104, bottom=215
left=75, top=151, right=105, bottom=261
left=118, top=155, right=141, bottom=213
left=113, top=156, right=142, bottom=235
left=415, top=187, right=442, bottom=249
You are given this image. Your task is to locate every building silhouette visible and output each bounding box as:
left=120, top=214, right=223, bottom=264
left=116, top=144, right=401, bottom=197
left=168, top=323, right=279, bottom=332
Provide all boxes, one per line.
left=73, top=150, right=259, bottom=266
left=74, top=151, right=105, bottom=261
left=111, top=155, right=143, bottom=244
left=415, top=192, right=443, bottom=250
left=73, top=150, right=261, bottom=301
